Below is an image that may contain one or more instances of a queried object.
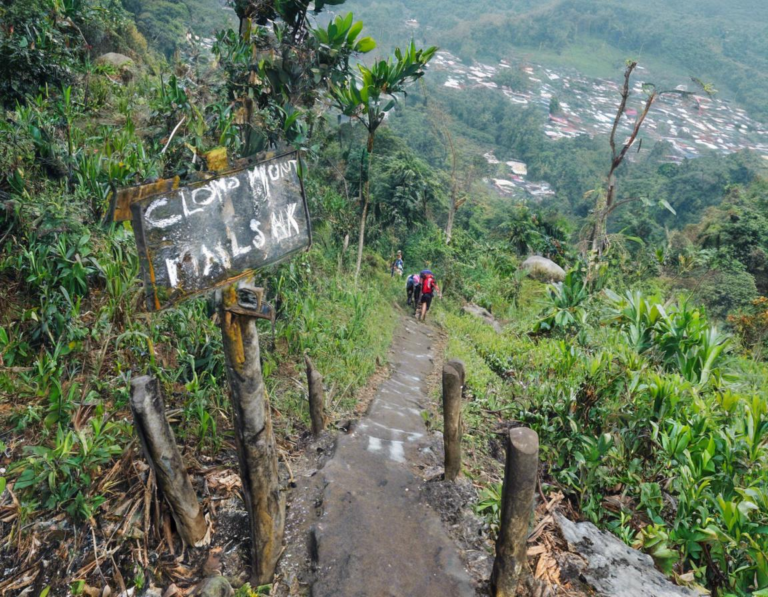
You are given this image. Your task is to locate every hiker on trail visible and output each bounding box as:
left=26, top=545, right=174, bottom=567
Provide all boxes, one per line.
left=417, top=270, right=440, bottom=322
left=391, top=250, right=404, bottom=277
left=406, top=273, right=421, bottom=305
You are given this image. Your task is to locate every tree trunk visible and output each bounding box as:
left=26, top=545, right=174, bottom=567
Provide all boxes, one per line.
left=442, top=360, right=465, bottom=481
left=491, top=427, right=539, bottom=597
left=354, top=133, right=375, bottom=282
left=445, top=191, right=456, bottom=245
left=354, top=197, right=369, bottom=282
left=304, top=354, right=326, bottom=436
left=590, top=173, right=615, bottom=257
left=130, top=376, right=209, bottom=547
left=219, top=285, right=285, bottom=585
left=337, top=233, right=350, bottom=274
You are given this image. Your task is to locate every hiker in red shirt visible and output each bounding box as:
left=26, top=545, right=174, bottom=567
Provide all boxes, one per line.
left=417, top=270, right=439, bottom=322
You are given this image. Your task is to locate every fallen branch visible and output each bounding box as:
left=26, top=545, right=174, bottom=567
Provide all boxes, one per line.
left=160, top=116, right=187, bottom=155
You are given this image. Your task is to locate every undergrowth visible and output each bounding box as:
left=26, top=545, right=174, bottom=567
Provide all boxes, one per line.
left=445, top=274, right=768, bottom=596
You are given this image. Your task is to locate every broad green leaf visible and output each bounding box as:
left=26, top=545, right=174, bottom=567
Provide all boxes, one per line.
left=339, top=12, right=354, bottom=36
left=347, top=21, right=364, bottom=43
left=355, top=37, right=376, bottom=53
left=659, top=199, right=677, bottom=215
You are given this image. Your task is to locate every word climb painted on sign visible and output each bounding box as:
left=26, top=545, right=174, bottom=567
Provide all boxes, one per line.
left=131, top=152, right=311, bottom=310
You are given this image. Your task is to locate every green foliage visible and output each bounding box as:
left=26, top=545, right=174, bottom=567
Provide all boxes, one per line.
left=123, top=0, right=236, bottom=55
left=503, top=205, right=571, bottom=264
left=12, top=419, right=124, bottom=520
left=446, top=276, right=768, bottom=594
left=493, top=65, right=531, bottom=93
left=635, top=523, right=680, bottom=575
left=474, top=482, right=503, bottom=535
left=606, top=290, right=731, bottom=384
left=331, top=41, right=438, bottom=140
left=233, top=583, right=272, bottom=597
left=213, top=5, right=376, bottom=154
left=0, top=0, right=93, bottom=104
left=534, top=268, right=590, bottom=332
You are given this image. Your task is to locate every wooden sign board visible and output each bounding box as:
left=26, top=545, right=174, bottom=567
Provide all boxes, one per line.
left=109, top=177, right=181, bottom=223
left=130, top=152, right=310, bottom=311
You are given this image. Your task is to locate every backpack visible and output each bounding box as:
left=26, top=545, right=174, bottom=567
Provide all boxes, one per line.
left=422, top=275, right=435, bottom=294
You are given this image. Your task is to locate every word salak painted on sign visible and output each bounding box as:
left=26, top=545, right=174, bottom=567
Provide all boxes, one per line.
left=131, top=152, right=311, bottom=310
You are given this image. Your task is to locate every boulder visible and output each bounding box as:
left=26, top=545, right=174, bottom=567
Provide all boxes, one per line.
left=190, top=576, right=233, bottom=597
left=555, top=514, right=699, bottom=597
left=95, top=52, right=134, bottom=68
left=95, top=53, right=135, bottom=81
left=521, top=256, right=566, bottom=283
left=461, top=303, right=502, bottom=332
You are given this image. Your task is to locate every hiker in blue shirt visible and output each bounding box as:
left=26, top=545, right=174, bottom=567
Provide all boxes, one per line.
left=391, top=250, right=404, bottom=277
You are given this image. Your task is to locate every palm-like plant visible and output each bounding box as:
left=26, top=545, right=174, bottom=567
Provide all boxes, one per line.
left=331, top=41, right=437, bottom=280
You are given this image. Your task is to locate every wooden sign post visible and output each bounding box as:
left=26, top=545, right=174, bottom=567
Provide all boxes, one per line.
left=124, top=151, right=310, bottom=584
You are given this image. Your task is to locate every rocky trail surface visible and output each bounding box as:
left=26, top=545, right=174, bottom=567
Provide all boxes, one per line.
left=276, top=317, right=476, bottom=597
left=271, top=315, right=698, bottom=597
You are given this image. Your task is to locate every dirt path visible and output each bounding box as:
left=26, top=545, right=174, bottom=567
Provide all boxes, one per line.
left=304, top=317, right=475, bottom=596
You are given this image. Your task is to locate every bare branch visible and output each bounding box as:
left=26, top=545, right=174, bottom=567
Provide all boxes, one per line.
left=160, top=116, right=187, bottom=155
left=609, top=61, right=637, bottom=161
left=612, top=90, right=656, bottom=175
left=603, top=196, right=643, bottom=218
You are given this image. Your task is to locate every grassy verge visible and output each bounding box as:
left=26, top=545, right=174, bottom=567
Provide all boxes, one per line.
left=0, top=228, right=400, bottom=592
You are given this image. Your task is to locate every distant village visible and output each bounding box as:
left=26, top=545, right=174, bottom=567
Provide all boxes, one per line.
left=429, top=48, right=768, bottom=201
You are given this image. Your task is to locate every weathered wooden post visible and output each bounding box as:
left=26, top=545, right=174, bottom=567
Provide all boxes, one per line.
left=121, top=150, right=310, bottom=583
left=129, top=376, right=209, bottom=546
left=219, top=283, right=285, bottom=585
left=491, top=426, right=539, bottom=596
left=304, top=354, right=326, bottom=436
left=442, top=359, right=465, bottom=481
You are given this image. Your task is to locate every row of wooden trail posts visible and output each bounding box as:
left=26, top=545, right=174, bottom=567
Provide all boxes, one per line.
left=443, top=360, right=540, bottom=596
left=129, top=340, right=537, bottom=596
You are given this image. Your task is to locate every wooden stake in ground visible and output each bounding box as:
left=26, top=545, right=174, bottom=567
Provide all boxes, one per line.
left=219, top=284, right=285, bottom=585
left=491, top=427, right=539, bottom=596
left=304, top=354, right=326, bottom=436
left=442, top=359, right=465, bottom=481
left=129, top=376, right=209, bottom=547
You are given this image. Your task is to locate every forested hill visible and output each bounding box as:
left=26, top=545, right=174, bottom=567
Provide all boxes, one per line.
left=351, top=0, right=768, bottom=122
left=123, top=0, right=236, bottom=54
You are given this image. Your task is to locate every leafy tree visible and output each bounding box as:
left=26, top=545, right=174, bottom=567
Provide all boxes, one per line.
left=549, top=96, right=562, bottom=116
left=212, top=4, right=377, bottom=156
left=372, top=149, right=444, bottom=230
left=331, top=41, right=437, bottom=279
left=493, top=65, right=531, bottom=92
left=587, top=61, right=701, bottom=261
left=695, top=265, right=758, bottom=319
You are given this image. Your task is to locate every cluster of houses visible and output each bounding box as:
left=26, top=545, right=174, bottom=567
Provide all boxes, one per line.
left=430, top=50, right=768, bottom=200
left=483, top=151, right=556, bottom=199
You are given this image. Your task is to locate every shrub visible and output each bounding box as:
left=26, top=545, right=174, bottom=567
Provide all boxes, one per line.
left=696, top=267, right=758, bottom=320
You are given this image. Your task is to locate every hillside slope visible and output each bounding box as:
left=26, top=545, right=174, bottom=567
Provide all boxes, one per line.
left=351, top=0, right=768, bottom=122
